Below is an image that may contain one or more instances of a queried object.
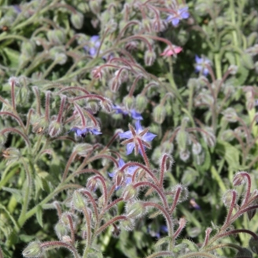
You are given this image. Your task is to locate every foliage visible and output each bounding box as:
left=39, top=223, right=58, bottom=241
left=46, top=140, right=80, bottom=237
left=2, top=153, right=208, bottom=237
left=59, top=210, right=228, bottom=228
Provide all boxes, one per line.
left=0, top=0, right=258, bottom=257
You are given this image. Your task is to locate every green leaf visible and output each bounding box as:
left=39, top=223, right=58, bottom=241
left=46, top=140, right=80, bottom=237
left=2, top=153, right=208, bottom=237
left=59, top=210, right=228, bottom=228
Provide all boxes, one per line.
left=216, top=141, right=240, bottom=171
left=2, top=47, right=20, bottom=68
left=36, top=205, right=43, bottom=228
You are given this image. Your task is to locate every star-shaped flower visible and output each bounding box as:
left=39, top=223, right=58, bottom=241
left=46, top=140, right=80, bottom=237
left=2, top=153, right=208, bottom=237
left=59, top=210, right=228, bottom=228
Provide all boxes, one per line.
left=195, top=55, right=212, bottom=76
left=160, top=45, right=182, bottom=57
left=113, top=105, right=143, bottom=120
left=119, top=121, right=156, bottom=155
left=166, top=6, right=189, bottom=27
left=84, top=35, right=101, bottom=57
left=70, top=127, right=101, bottom=137
left=108, top=159, right=138, bottom=188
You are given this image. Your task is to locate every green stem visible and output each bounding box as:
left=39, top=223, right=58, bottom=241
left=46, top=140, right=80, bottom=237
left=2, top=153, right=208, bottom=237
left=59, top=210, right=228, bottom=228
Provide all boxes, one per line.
left=18, top=159, right=33, bottom=226
left=214, top=53, right=222, bottom=79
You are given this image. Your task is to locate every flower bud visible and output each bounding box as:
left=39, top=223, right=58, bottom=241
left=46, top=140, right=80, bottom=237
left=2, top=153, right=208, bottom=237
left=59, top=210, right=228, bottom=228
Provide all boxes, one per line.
left=109, top=77, right=121, bottom=92
left=247, top=32, right=258, bottom=47
left=235, top=248, right=253, bottom=258
left=192, top=142, right=202, bottom=155
left=115, top=170, right=125, bottom=188
left=241, top=53, right=254, bottom=69
left=86, top=176, right=98, bottom=192
left=222, top=189, right=237, bottom=207
left=228, top=65, right=238, bottom=75
left=2, top=147, right=21, bottom=165
left=233, top=172, right=248, bottom=186
left=161, top=141, right=174, bottom=154
left=71, top=190, right=87, bottom=211
left=54, top=222, right=68, bottom=240
left=249, top=237, right=258, bottom=254
left=71, top=12, right=84, bottom=29
left=73, top=143, right=93, bottom=157
left=22, top=241, right=42, bottom=258
left=170, top=184, right=188, bottom=203
left=91, top=67, right=103, bottom=79
left=153, top=104, right=166, bottom=124
left=0, top=133, right=7, bottom=146
left=123, top=185, right=137, bottom=200
left=21, top=40, right=35, bottom=57
left=55, top=53, right=67, bottom=65
left=48, top=120, right=63, bottom=138
left=89, top=0, right=101, bottom=14
left=126, top=202, right=145, bottom=218
left=144, top=50, right=156, bottom=66
left=151, top=146, right=162, bottom=164
left=120, top=218, right=135, bottom=231
left=123, top=95, right=135, bottom=110
left=31, top=116, right=49, bottom=134
left=47, top=29, right=66, bottom=45
left=176, top=129, right=188, bottom=150
left=135, top=94, right=148, bottom=113
left=101, top=97, right=113, bottom=113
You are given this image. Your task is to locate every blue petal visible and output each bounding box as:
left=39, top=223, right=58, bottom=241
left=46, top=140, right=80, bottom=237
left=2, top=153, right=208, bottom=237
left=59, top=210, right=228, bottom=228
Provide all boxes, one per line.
left=126, top=143, right=135, bottom=155
left=195, top=55, right=202, bottom=64
left=135, top=120, right=143, bottom=132
left=89, top=48, right=97, bottom=57
left=127, top=166, right=138, bottom=175
left=125, top=176, right=132, bottom=185
left=119, top=131, right=133, bottom=139
left=203, top=68, right=209, bottom=76
left=143, top=132, right=156, bottom=142
left=108, top=172, right=115, bottom=178
left=131, top=110, right=143, bottom=120
left=118, top=158, right=125, bottom=168
left=90, top=35, right=100, bottom=42
left=172, top=18, right=180, bottom=27
left=90, top=128, right=102, bottom=135
left=166, top=15, right=174, bottom=22
left=179, top=7, right=189, bottom=19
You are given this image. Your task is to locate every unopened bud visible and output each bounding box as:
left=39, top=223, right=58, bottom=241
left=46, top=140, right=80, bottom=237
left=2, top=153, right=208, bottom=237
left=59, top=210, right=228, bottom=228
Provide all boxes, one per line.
left=55, top=222, right=68, bottom=239
left=222, top=189, right=237, bottom=207
left=86, top=176, right=98, bottom=192
left=21, top=40, right=35, bottom=57
left=71, top=12, right=84, bottom=29
left=123, top=95, right=135, bottom=110
left=161, top=141, right=174, bottom=154
left=153, top=104, right=166, bottom=124
left=135, top=94, right=148, bottom=113
left=72, top=190, right=87, bottom=211
left=249, top=237, right=258, bottom=254
left=101, top=97, right=113, bottom=113
left=22, top=241, right=42, bottom=258
left=192, top=142, right=202, bottom=155
left=126, top=202, right=145, bottom=218
left=73, top=143, right=93, bottom=157
left=180, top=149, right=190, bottom=161
left=55, top=53, right=67, bottom=65
left=235, top=248, right=253, bottom=258
left=123, top=185, right=137, bottom=200
left=120, top=218, right=135, bottom=231
left=2, top=147, right=21, bottom=165
left=233, top=172, right=248, bottom=186
left=48, top=120, right=63, bottom=138
left=170, top=184, right=188, bottom=203
left=144, top=50, right=156, bottom=66
left=89, top=0, right=101, bottom=14
left=241, top=53, right=254, bottom=69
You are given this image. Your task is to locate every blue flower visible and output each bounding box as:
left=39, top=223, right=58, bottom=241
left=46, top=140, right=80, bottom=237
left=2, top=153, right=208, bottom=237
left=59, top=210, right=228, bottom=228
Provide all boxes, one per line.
left=148, top=225, right=168, bottom=239
left=70, top=127, right=102, bottom=137
left=166, top=6, right=189, bottom=27
left=84, top=35, right=101, bottom=57
left=113, top=105, right=143, bottom=120
left=119, top=120, right=156, bottom=155
left=108, top=159, right=138, bottom=188
left=195, top=55, right=212, bottom=76
left=130, top=109, right=143, bottom=120
left=113, top=105, right=129, bottom=116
